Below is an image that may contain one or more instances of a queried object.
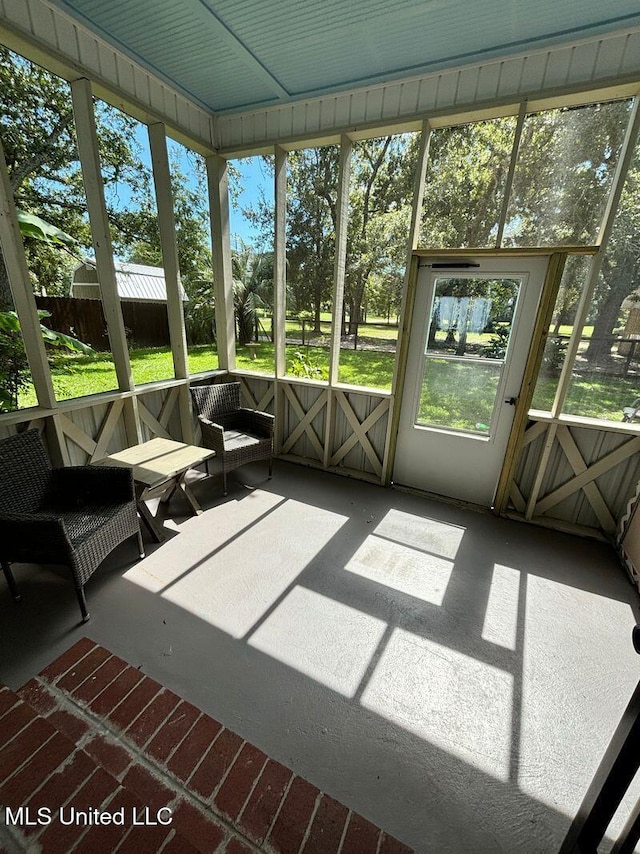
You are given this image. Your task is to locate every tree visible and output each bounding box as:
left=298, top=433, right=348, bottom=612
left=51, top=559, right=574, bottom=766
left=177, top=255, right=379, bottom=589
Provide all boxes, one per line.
left=0, top=213, right=93, bottom=411
left=345, top=134, right=417, bottom=336
left=285, top=146, right=339, bottom=332
left=232, top=243, right=273, bottom=345
left=0, top=47, right=150, bottom=308
left=420, top=118, right=516, bottom=248
left=585, top=157, right=640, bottom=364
left=0, top=47, right=213, bottom=317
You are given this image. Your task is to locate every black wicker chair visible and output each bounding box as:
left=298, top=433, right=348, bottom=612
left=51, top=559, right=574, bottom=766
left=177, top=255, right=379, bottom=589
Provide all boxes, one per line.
left=0, top=429, right=144, bottom=623
left=190, top=382, right=274, bottom=495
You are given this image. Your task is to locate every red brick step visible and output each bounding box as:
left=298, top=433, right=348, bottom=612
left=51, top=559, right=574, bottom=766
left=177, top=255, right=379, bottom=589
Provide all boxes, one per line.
left=0, top=638, right=413, bottom=853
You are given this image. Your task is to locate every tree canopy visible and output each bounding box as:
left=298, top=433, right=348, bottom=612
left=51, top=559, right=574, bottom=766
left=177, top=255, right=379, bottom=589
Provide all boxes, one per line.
left=0, top=47, right=213, bottom=316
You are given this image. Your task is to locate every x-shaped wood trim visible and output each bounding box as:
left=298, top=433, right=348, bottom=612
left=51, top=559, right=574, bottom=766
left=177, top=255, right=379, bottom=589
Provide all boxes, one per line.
left=509, top=482, right=526, bottom=513
left=535, top=427, right=640, bottom=526
left=90, top=399, right=125, bottom=462
left=522, top=420, right=548, bottom=447
left=330, top=391, right=388, bottom=477
left=239, top=377, right=275, bottom=413
left=58, top=412, right=99, bottom=456
left=281, top=385, right=327, bottom=460
left=137, top=388, right=179, bottom=440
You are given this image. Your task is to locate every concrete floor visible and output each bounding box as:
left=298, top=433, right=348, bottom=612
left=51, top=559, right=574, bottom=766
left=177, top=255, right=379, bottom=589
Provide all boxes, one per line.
left=1, top=461, right=640, bottom=853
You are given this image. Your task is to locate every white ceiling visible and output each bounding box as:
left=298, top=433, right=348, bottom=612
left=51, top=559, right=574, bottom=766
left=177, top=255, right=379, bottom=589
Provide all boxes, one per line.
left=49, top=0, right=640, bottom=114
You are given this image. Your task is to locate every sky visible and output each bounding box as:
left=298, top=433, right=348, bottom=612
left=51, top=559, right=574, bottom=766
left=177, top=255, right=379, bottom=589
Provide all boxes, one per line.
left=105, top=121, right=273, bottom=251
left=228, top=156, right=274, bottom=250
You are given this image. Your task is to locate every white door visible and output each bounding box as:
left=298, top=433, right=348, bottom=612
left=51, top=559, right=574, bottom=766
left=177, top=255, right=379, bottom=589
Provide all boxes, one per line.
left=393, top=255, right=548, bottom=506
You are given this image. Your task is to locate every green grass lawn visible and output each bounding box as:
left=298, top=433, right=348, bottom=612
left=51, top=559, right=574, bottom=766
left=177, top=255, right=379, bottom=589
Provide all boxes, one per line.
left=417, top=359, right=502, bottom=432
left=15, top=340, right=637, bottom=425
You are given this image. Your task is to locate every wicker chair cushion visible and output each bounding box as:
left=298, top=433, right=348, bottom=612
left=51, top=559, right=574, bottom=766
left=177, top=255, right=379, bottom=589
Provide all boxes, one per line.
left=223, top=429, right=269, bottom=451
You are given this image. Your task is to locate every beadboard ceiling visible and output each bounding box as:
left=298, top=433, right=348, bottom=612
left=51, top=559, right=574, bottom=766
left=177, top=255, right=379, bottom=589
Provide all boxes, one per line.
left=49, top=0, right=640, bottom=113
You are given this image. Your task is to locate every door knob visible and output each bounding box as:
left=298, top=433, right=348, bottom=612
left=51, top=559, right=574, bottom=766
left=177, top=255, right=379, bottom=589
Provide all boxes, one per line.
left=504, top=396, right=518, bottom=406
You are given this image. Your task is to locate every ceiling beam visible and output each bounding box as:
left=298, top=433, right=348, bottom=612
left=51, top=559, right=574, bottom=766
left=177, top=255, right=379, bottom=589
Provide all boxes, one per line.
left=195, top=0, right=289, bottom=99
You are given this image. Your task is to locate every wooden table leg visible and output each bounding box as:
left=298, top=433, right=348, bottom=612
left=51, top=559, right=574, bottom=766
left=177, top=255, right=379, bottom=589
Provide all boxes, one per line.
left=175, top=474, right=203, bottom=515
left=135, top=484, right=166, bottom=542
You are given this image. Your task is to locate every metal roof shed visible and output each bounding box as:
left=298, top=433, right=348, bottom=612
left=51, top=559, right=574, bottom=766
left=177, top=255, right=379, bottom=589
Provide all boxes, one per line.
left=71, top=259, right=188, bottom=303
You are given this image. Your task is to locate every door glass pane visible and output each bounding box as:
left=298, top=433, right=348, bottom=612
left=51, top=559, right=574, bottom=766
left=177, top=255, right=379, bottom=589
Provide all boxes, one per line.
left=416, top=276, right=521, bottom=434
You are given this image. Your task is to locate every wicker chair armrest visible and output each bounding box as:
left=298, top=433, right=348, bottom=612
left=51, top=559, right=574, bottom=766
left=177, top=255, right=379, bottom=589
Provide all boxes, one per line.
left=0, top=513, right=74, bottom=563
left=49, top=466, right=135, bottom=506
left=237, top=408, right=275, bottom=438
left=198, top=415, right=225, bottom=455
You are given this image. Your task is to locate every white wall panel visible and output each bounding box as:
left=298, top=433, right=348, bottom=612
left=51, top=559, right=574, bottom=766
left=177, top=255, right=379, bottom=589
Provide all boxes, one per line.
left=456, top=68, right=479, bottom=105
left=435, top=71, right=458, bottom=109
left=594, top=37, right=625, bottom=79
left=305, top=101, right=321, bottom=133
left=381, top=85, right=402, bottom=119
left=621, top=32, right=640, bottom=76
left=365, top=88, right=384, bottom=123
left=97, top=41, right=117, bottom=82
left=513, top=420, right=640, bottom=534
left=29, top=1, right=54, bottom=44
left=348, top=93, right=368, bottom=126
left=415, top=78, right=438, bottom=113
left=497, top=59, right=524, bottom=98
left=519, top=53, right=549, bottom=94
left=4, top=0, right=31, bottom=32
left=542, top=47, right=574, bottom=89
left=291, top=106, right=307, bottom=137
left=568, top=42, right=599, bottom=82
left=217, top=28, right=640, bottom=151
left=399, top=80, right=420, bottom=115
left=475, top=63, right=501, bottom=102
left=334, top=95, right=352, bottom=128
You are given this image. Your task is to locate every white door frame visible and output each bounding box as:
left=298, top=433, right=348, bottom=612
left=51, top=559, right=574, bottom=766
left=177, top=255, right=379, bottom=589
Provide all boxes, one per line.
left=392, top=253, right=550, bottom=506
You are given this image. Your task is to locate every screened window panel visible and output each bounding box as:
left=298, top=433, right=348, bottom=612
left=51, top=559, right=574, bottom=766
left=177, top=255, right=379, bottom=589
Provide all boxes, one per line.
left=229, top=154, right=275, bottom=375
left=339, top=133, right=418, bottom=390
left=503, top=100, right=632, bottom=247
left=419, top=117, right=517, bottom=249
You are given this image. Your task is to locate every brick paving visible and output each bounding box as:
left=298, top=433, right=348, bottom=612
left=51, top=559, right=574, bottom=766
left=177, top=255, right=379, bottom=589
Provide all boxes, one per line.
left=0, top=638, right=413, bottom=853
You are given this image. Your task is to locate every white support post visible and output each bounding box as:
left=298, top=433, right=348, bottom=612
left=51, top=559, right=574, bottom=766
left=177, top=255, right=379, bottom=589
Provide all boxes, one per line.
left=0, top=139, right=56, bottom=408
left=71, top=77, right=141, bottom=446
left=274, top=147, right=287, bottom=379
left=0, top=137, right=70, bottom=464
left=273, top=146, right=287, bottom=454
left=382, top=120, right=433, bottom=484
left=206, top=154, right=236, bottom=372
left=324, top=135, right=352, bottom=467
left=328, top=135, right=352, bottom=386
left=148, top=122, right=193, bottom=442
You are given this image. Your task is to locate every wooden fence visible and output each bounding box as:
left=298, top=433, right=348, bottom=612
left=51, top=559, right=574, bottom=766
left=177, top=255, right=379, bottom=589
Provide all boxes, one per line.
left=36, top=296, right=170, bottom=350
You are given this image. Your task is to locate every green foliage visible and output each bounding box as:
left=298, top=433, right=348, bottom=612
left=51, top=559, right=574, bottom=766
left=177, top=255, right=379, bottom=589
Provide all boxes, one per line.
left=0, top=309, right=94, bottom=411
left=0, top=320, right=29, bottom=411
left=183, top=281, right=216, bottom=346
left=15, top=210, right=77, bottom=248
left=286, top=349, right=327, bottom=380
left=232, top=243, right=273, bottom=345
left=481, top=326, right=510, bottom=359
left=540, top=335, right=569, bottom=376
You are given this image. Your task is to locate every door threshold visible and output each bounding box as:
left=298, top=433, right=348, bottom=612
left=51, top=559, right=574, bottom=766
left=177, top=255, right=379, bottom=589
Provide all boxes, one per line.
left=390, top=481, right=493, bottom=515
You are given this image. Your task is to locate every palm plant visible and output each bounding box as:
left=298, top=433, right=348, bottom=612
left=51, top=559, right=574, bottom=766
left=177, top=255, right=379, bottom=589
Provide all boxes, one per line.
left=232, top=243, right=273, bottom=346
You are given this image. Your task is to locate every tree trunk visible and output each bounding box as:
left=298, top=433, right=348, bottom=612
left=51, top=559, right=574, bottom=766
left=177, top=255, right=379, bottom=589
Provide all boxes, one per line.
left=347, top=272, right=367, bottom=336
left=584, top=281, right=631, bottom=366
